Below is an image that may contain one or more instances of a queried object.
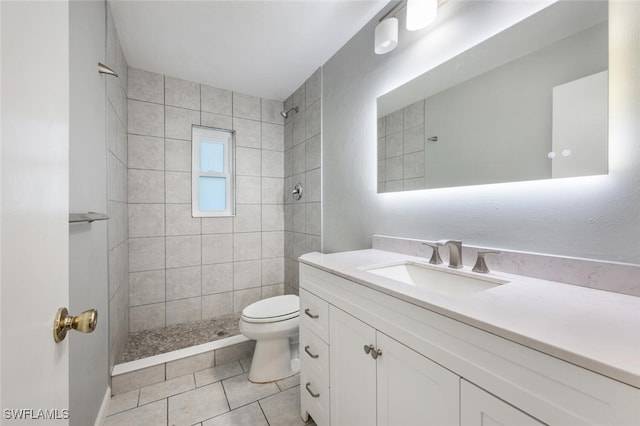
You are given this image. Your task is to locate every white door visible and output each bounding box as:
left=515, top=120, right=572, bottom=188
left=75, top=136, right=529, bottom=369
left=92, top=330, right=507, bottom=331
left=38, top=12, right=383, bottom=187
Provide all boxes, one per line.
left=377, top=332, right=460, bottom=426
left=1, top=1, right=71, bottom=423
left=329, top=306, right=377, bottom=426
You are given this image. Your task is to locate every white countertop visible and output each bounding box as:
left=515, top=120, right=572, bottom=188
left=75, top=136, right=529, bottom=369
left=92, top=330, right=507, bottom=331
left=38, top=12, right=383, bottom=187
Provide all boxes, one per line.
left=299, top=249, right=640, bottom=389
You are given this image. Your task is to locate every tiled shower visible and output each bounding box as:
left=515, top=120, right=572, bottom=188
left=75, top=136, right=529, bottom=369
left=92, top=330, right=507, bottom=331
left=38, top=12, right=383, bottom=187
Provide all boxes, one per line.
left=106, top=39, right=322, bottom=364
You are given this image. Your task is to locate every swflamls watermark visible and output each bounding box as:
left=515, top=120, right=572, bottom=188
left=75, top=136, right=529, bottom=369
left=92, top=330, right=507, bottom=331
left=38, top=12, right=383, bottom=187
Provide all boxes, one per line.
left=3, top=409, right=69, bottom=420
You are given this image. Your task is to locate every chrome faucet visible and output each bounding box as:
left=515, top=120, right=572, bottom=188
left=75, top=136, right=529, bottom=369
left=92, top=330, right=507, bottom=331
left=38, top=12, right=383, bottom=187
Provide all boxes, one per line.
left=437, top=240, right=463, bottom=269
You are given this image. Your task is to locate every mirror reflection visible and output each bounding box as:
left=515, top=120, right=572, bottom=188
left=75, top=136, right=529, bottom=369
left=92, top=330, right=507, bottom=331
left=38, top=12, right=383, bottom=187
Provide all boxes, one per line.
left=377, top=1, right=608, bottom=192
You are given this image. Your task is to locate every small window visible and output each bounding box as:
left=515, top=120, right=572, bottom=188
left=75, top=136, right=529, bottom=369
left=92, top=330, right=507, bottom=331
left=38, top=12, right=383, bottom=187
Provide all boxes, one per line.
left=192, top=126, right=235, bottom=217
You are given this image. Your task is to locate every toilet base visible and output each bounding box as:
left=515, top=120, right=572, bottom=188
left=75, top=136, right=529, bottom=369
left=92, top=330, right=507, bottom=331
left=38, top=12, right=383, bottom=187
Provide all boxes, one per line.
left=248, top=338, right=300, bottom=383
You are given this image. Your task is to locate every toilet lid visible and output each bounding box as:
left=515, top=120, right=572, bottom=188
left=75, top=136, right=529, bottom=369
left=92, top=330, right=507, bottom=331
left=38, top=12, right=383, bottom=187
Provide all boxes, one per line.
left=242, top=295, right=299, bottom=323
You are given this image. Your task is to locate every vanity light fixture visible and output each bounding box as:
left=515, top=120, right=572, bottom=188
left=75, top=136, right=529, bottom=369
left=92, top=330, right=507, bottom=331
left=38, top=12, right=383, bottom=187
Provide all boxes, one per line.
left=407, top=0, right=438, bottom=31
left=375, top=17, right=399, bottom=54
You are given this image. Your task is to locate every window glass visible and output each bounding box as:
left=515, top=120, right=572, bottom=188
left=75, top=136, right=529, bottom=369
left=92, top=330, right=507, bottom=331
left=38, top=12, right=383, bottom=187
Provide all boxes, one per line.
left=199, top=176, right=226, bottom=211
left=200, top=140, right=225, bottom=173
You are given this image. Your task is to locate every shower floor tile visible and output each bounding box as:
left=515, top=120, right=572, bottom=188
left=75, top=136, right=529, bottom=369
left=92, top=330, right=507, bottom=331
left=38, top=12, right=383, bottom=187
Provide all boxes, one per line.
left=121, top=313, right=241, bottom=362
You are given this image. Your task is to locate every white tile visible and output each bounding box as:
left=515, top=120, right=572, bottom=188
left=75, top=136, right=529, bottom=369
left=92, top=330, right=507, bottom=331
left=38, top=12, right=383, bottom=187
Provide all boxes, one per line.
left=202, top=217, right=233, bottom=234
left=233, top=288, right=261, bottom=313
left=128, top=135, right=164, bottom=171
left=305, top=169, right=321, bottom=203
left=104, top=399, right=166, bottom=426
left=305, top=68, right=321, bottom=107
left=195, top=361, right=244, bottom=388
left=262, top=99, right=284, bottom=125
left=233, top=92, right=261, bottom=121
left=129, top=303, right=165, bottom=332
left=202, top=263, right=234, bottom=294
left=305, top=134, right=321, bottom=171
left=292, top=204, right=305, bottom=234
left=305, top=203, right=321, bottom=236
left=202, top=233, right=233, bottom=264
left=284, top=120, right=293, bottom=151
left=166, top=297, right=201, bottom=326
left=202, top=402, right=268, bottom=426
left=128, top=203, right=164, bottom=238
left=262, top=150, right=284, bottom=178
left=166, top=76, right=200, bottom=110
left=234, top=233, right=261, bottom=261
left=262, top=178, right=284, bottom=205
left=292, top=233, right=306, bottom=259
left=233, top=260, right=261, bottom=290
left=262, top=258, right=284, bottom=285
left=168, top=382, right=229, bottom=426
left=292, top=143, right=305, bottom=175
left=166, top=235, right=201, bottom=268
left=262, top=122, right=284, bottom=151
left=111, top=365, right=165, bottom=395
left=262, top=231, right=284, bottom=259
left=236, top=147, right=262, bottom=176
left=284, top=148, right=293, bottom=179
left=233, top=204, right=262, bottom=233
left=236, top=176, right=262, bottom=204
left=202, top=292, right=234, bottom=318
left=129, top=237, right=165, bottom=272
left=202, top=112, right=233, bottom=130
left=127, top=68, right=164, bottom=104
left=139, top=374, right=195, bottom=405
left=128, top=169, right=164, bottom=203
left=128, top=100, right=164, bottom=137
left=166, top=351, right=215, bottom=380
left=165, top=138, right=192, bottom=172
left=165, top=171, right=191, bottom=203
left=166, top=203, right=201, bottom=236
left=305, top=100, right=321, bottom=139
left=165, top=106, right=200, bottom=140
left=166, top=265, right=201, bottom=300
left=202, top=85, right=232, bottom=115
left=106, top=389, right=139, bottom=416
left=129, top=270, right=165, bottom=306
left=222, top=373, right=279, bottom=410
left=262, top=204, right=284, bottom=231
left=233, top=117, right=261, bottom=149
left=291, top=112, right=305, bottom=147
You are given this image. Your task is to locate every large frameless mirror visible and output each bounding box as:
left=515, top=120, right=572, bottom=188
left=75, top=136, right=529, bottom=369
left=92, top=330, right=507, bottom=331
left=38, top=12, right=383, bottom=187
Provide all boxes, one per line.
left=377, top=1, right=608, bottom=192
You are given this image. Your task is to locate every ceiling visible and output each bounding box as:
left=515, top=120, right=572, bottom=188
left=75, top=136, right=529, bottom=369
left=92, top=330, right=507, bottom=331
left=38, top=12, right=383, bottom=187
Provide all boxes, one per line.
left=110, top=0, right=390, bottom=101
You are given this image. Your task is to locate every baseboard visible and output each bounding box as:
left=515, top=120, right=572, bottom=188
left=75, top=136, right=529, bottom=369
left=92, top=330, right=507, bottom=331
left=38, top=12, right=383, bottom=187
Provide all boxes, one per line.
left=94, top=386, right=111, bottom=426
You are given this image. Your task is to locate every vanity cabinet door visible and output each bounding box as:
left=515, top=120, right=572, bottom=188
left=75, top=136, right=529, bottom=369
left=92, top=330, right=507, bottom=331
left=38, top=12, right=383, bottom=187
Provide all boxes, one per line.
left=330, top=306, right=377, bottom=426
left=377, top=332, right=460, bottom=426
left=461, top=380, right=545, bottom=426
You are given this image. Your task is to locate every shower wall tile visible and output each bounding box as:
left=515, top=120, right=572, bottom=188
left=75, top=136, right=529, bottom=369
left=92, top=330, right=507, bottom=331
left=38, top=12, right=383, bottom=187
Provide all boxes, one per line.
left=165, top=106, right=200, bottom=140
left=404, top=101, right=424, bottom=128
left=202, top=263, right=234, bottom=295
left=305, top=100, right=321, bottom=139
left=291, top=113, right=305, bottom=146
left=262, top=99, right=284, bottom=125
left=305, top=134, right=321, bottom=171
left=166, top=297, right=201, bottom=326
left=166, top=235, right=201, bottom=268
left=165, top=77, right=200, bottom=110
left=130, top=303, right=166, bottom=332
left=233, top=93, right=261, bottom=121
left=128, top=68, right=164, bottom=104
left=306, top=69, right=321, bottom=107
left=127, top=70, right=286, bottom=331
left=201, top=85, right=232, bottom=116
left=292, top=84, right=305, bottom=115
left=283, top=120, right=293, bottom=151
left=109, top=241, right=129, bottom=300
left=292, top=143, right=305, bottom=175
left=108, top=200, right=128, bottom=249
left=201, top=112, right=233, bottom=130
left=129, top=203, right=165, bottom=238
left=108, top=152, right=127, bottom=203
left=233, top=118, right=261, bottom=149
left=129, top=270, right=165, bottom=306
left=129, top=237, right=165, bottom=272
left=164, top=139, right=191, bottom=172
left=305, top=203, right=321, bottom=235
left=166, top=266, right=201, bottom=301
left=128, top=100, right=164, bottom=137
left=306, top=235, right=321, bottom=253
left=166, top=203, right=201, bottom=236
left=128, top=169, right=164, bottom=203
left=128, top=135, right=164, bottom=171
left=305, top=168, right=321, bottom=203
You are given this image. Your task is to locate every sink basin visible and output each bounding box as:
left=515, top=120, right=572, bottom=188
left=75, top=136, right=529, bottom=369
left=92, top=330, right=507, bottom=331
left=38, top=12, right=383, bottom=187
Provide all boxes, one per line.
left=365, top=261, right=509, bottom=297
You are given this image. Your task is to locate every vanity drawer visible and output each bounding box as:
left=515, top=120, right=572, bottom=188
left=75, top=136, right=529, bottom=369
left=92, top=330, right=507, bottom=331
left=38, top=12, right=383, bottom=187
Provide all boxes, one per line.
left=300, top=289, right=329, bottom=342
left=300, top=326, right=329, bottom=378
left=301, top=369, right=330, bottom=426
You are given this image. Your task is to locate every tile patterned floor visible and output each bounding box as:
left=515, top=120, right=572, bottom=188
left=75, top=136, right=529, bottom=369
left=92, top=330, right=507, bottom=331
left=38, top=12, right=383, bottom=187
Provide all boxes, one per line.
left=122, top=314, right=241, bottom=362
left=105, top=357, right=316, bottom=426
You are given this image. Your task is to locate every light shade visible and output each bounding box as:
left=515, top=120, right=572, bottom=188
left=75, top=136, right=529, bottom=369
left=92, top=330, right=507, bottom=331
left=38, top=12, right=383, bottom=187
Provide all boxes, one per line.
left=375, top=17, right=399, bottom=55
left=406, top=0, right=437, bottom=31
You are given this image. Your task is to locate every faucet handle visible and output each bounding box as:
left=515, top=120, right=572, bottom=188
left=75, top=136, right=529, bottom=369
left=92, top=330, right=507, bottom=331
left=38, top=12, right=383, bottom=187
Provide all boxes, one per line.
left=422, top=243, right=443, bottom=265
left=472, top=250, right=500, bottom=273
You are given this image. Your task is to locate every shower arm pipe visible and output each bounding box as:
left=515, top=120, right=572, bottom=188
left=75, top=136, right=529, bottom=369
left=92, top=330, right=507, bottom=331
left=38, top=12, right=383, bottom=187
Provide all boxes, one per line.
left=98, top=62, right=118, bottom=78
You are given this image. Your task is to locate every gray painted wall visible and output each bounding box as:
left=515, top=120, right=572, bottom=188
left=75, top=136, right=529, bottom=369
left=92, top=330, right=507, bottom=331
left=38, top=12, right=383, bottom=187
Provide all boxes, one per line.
left=322, top=1, right=640, bottom=263
left=69, top=1, right=109, bottom=423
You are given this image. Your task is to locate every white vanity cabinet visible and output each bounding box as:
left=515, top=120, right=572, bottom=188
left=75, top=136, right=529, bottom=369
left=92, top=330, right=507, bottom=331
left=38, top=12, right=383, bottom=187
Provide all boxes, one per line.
left=330, top=306, right=459, bottom=426
left=299, top=261, right=640, bottom=426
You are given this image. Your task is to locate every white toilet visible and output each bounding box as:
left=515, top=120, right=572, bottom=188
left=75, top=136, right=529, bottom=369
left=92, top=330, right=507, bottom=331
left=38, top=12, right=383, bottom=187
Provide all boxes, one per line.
left=239, top=295, right=300, bottom=383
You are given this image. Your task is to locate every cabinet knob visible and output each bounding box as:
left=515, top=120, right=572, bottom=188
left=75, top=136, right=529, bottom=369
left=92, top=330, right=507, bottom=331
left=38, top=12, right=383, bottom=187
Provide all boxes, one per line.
left=363, top=344, right=374, bottom=355
left=371, top=348, right=382, bottom=359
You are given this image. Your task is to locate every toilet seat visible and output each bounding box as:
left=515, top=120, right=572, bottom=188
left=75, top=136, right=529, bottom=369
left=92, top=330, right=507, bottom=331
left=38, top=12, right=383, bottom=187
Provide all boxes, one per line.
left=241, top=295, right=300, bottom=324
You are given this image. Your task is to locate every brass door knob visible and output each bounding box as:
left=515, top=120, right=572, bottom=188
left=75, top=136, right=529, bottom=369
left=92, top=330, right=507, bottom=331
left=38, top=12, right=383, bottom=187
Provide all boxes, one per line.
left=53, top=307, right=98, bottom=343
